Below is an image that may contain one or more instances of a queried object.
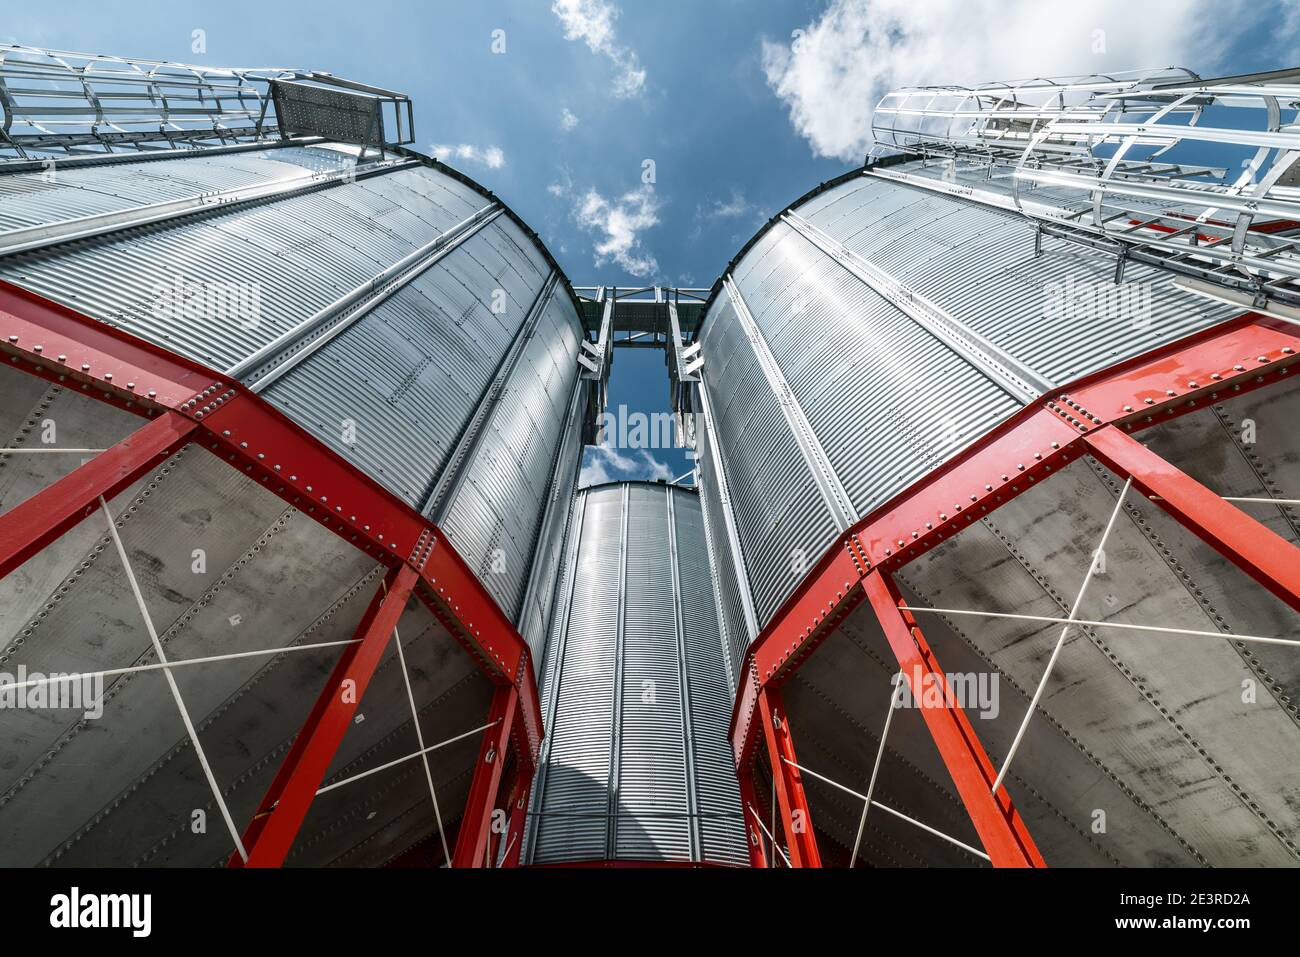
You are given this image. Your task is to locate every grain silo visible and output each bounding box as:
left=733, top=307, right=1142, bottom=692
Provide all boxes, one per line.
left=695, top=68, right=1300, bottom=866
left=0, top=44, right=591, bottom=867
left=524, top=481, right=748, bottom=865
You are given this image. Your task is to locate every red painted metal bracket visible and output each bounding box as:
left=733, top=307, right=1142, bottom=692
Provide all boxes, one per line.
left=452, top=683, right=518, bottom=868
left=865, top=570, right=1044, bottom=867
left=757, top=685, right=822, bottom=867
left=0, top=411, right=197, bottom=578
left=232, top=563, right=418, bottom=868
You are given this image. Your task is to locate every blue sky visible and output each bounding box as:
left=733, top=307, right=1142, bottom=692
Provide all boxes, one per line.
left=8, top=0, right=1297, bottom=485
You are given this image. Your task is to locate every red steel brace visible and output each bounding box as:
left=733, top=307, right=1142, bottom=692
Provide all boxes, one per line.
left=499, top=763, right=533, bottom=868
left=757, top=685, right=822, bottom=868
left=865, top=570, right=1044, bottom=867
left=452, top=683, right=519, bottom=867
left=0, top=411, right=197, bottom=578
left=231, top=564, right=418, bottom=867
left=1085, top=426, right=1300, bottom=615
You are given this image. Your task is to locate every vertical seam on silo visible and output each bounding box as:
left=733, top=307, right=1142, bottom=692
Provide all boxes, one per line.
left=524, top=487, right=586, bottom=864
left=606, top=482, right=630, bottom=858
left=695, top=446, right=739, bottom=692
left=516, top=374, right=585, bottom=647
left=723, top=274, right=859, bottom=532
left=666, top=487, right=702, bottom=861
left=696, top=378, right=762, bottom=644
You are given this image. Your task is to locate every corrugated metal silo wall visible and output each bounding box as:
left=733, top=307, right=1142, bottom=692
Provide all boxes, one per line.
left=526, top=483, right=748, bottom=865
left=696, top=159, right=1241, bottom=636
left=0, top=143, right=586, bottom=650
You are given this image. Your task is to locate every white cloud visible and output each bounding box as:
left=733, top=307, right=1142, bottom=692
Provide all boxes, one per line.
left=571, top=183, right=661, bottom=277
left=762, top=0, right=1286, bottom=162
left=708, top=190, right=750, bottom=219
left=561, top=108, right=580, bottom=131
left=431, top=143, right=505, bottom=168
left=579, top=444, right=674, bottom=487
left=551, top=0, right=647, bottom=98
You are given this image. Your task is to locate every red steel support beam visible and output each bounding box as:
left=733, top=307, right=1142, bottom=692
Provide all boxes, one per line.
left=864, top=570, right=1044, bottom=867
left=0, top=411, right=197, bottom=579
left=452, top=683, right=518, bottom=868
left=757, top=685, right=821, bottom=868
left=736, top=770, right=770, bottom=869
left=230, top=564, right=417, bottom=867
left=1085, top=425, right=1300, bottom=614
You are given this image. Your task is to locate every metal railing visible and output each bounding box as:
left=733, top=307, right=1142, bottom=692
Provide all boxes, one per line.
left=871, top=67, right=1300, bottom=311
left=0, top=43, right=414, bottom=161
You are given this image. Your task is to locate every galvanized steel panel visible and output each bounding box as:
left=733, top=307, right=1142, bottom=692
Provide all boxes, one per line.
left=695, top=420, right=754, bottom=685
left=810, top=171, right=1240, bottom=382
left=698, top=296, right=841, bottom=626
left=530, top=483, right=747, bottom=865
left=438, top=291, right=584, bottom=620
left=0, top=158, right=491, bottom=370
left=0, top=145, right=357, bottom=232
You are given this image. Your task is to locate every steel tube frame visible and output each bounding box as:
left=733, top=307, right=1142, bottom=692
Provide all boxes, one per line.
left=0, top=279, right=544, bottom=867
left=729, top=310, right=1300, bottom=867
